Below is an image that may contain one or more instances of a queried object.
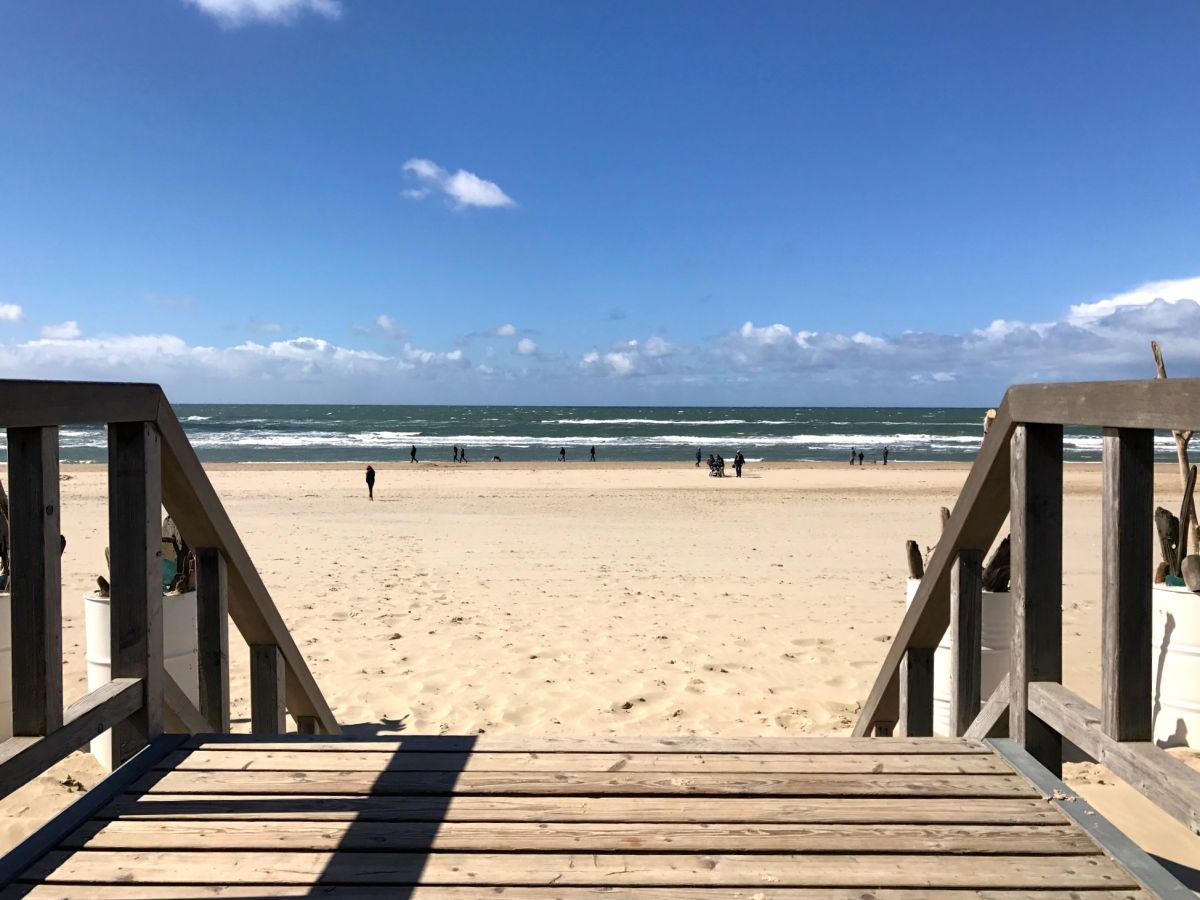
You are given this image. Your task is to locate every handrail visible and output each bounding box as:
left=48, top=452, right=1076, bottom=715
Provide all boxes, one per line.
left=856, top=376, right=1200, bottom=837
left=0, top=378, right=338, bottom=800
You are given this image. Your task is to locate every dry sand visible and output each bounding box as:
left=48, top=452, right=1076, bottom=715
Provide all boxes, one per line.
left=2, top=459, right=1197, bottom=884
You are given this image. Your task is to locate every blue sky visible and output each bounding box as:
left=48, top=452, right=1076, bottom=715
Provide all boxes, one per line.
left=1, top=0, right=1199, bottom=404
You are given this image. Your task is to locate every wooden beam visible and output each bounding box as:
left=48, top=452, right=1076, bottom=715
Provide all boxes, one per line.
left=0, top=380, right=162, bottom=429
left=194, top=548, right=229, bottom=733
left=897, top=649, right=933, bottom=737
left=163, top=672, right=208, bottom=736
left=5, top=426, right=63, bottom=735
left=295, top=716, right=318, bottom=735
left=250, top=645, right=286, bottom=734
left=0, top=678, right=142, bottom=801
left=1007, top=378, right=1200, bottom=431
left=107, top=422, right=164, bottom=766
left=1101, top=427, right=1154, bottom=741
left=988, top=738, right=1194, bottom=897
left=853, top=400, right=1015, bottom=735
left=155, top=404, right=338, bottom=734
left=1009, top=423, right=1063, bottom=778
left=1028, top=681, right=1200, bottom=835
left=963, top=674, right=1009, bottom=741
left=949, top=548, right=983, bottom=737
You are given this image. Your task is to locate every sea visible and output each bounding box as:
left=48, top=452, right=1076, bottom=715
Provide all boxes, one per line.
left=31, top=405, right=1182, bottom=464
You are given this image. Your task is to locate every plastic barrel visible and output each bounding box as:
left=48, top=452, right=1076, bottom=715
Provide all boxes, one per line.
left=85, top=590, right=200, bottom=770
left=1152, top=584, right=1200, bottom=749
left=906, top=578, right=1012, bottom=737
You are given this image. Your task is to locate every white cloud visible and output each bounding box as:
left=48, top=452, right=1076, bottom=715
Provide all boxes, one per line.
left=402, top=158, right=516, bottom=210
left=1068, top=275, right=1200, bottom=325
left=494, top=323, right=517, bottom=337
left=183, top=0, right=342, bottom=27
left=515, top=337, right=537, bottom=356
left=375, top=314, right=407, bottom=339
left=41, top=321, right=82, bottom=340
left=579, top=337, right=682, bottom=378
left=0, top=304, right=22, bottom=323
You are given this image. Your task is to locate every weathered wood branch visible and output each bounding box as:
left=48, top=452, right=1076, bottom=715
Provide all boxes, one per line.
left=981, top=536, right=1010, bottom=592
left=1152, top=340, right=1198, bottom=554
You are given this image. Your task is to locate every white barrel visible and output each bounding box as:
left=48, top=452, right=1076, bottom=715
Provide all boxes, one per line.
left=0, top=592, right=11, bottom=741
left=85, top=591, right=199, bottom=770
left=1152, top=584, right=1200, bottom=748
left=906, top=578, right=1012, bottom=736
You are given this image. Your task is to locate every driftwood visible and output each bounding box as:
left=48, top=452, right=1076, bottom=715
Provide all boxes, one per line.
left=1152, top=340, right=1198, bottom=554
left=96, top=575, right=110, bottom=598
left=939, top=506, right=951, bottom=531
left=1155, top=506, right=1181, bottom=577
left=981, top=536, right=1011, bottom=592
left=1182, top=555, right=1200, bottom=591
left=905, top=540, right=924, bottom=579
left=1155, top=561, right=1169, bottom=584
left=1179, top=465, right=1197, bottom=566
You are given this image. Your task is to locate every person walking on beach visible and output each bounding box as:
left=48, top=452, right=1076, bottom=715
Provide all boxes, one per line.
left=410, top=445, right=418, bottom=463
left=460, top=446, right=468, bottom=463
left=849, top=448, right=856, bottom=465
left=559, top=447, right=566, bottom=462
left=734, top=450, right=745, bottom=477
left=883, top=446, right=890, bottom=466
left=452, top=446, right=459, bottom=463
left=696, top=448, right=703, bottom=467
left=365, top=465, right=376, bottom=501
left=857, top=450, right=864, bottom=466
left=590, top=445, right=596, bottom=462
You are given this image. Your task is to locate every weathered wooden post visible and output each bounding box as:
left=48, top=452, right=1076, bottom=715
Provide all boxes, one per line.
left=1101, top=427, right=1153, bottom=741
left=108, top=421, right=164, bottom=765
left=899, top=648, right=934, bottom=737
left=7, top=427, right=63, bottom=736
left=950, top=548, right=983, bottom=736
left=195, top=547, right=230, bottom=733
left=250, top=644, right=286, bottom=733
left=1010, top=423, right=1063, bottom=776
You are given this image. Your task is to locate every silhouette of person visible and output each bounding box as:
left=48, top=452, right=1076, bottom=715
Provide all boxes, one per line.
left=410, top=445, right=417, bottom=463
left=365, top=465, right=375, bottom=501
left=734, top=450, right=745, bottom=478
left=850, top=448, right=857, bottom=465
left=453, top=445, right=459, bottom=463
left=858, top=451, right=864, bottom=466
left=460, top=446, right=467, bottom=463
left=559, top=447, right=566, bottom=462
left=883, top=446, right=890, bottom=466
left=590, top=445, right=596, bottom=462
left=695, top=448, right=703, bottom=467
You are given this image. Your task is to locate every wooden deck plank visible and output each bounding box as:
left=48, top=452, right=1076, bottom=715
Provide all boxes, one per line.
left=23, top=851, right=1138, bottom=889
left=162, top=749, right=1011, bottom=774
left=131, top=769, right=1037, bottom=797
left=97, top=793, right=1069, bottom=823
left=4, top=887, right=1152, bottom=899
left=61, top=819, right=1099, bottom=854
left=183, top=734, right=991, bottom=754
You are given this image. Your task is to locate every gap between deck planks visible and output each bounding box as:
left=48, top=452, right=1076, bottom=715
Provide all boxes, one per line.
left=62, top=820, right=1100, bottom=854
left=179, top=734, right=993, bottom=753
left=127, top=768, right=1038, bottom=797
left=96, top=794, right=1070, bottom=823
left=159, top=749, right=1012, bottom=774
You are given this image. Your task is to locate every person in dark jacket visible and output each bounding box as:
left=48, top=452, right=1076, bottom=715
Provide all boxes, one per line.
left=365, top=465, right=376, bottom=501
left=734, top=450, right=745, bottom=477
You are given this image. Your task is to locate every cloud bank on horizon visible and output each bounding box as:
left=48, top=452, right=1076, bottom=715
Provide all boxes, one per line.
left=2, top=276, right=1199, bottom=405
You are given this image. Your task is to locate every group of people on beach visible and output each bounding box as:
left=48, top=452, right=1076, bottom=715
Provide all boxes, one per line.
left=849, top=446, right=889, bottom=465
left=697, top=448, right=745, bottom=478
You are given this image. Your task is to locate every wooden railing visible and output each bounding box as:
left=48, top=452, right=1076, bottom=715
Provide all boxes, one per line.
left=855, top=378, right=1200, bottom=835
left=0, top=379, right=338, bottom=798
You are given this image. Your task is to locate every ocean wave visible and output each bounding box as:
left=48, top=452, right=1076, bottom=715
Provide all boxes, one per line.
left=182, top=415, right=211, bottom=422
left=541, top=418, right=749, bottom=426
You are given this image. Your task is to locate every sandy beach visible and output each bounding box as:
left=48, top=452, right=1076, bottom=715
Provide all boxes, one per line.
left=1, top=459, right=1197, bottom=880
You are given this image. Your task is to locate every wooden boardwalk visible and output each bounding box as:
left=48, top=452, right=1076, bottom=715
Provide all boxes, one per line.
left=1, top=734, right=1161, bottom=898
